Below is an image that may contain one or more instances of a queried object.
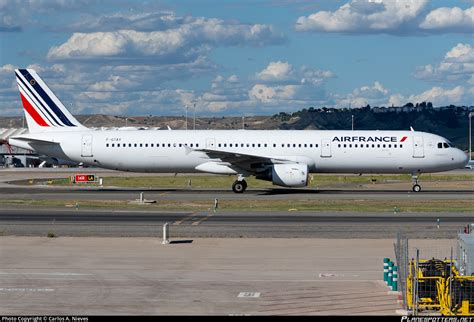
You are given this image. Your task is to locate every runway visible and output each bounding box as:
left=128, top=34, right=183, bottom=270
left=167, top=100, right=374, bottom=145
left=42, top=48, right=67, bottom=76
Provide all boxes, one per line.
left=0, top=186, right=473, bottom=201
left=1, top=206, right=471, bottom=238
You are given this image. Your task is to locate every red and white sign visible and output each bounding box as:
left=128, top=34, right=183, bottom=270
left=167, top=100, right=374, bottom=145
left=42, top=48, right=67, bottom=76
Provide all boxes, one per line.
left=75, top=174, right=96, bottom=183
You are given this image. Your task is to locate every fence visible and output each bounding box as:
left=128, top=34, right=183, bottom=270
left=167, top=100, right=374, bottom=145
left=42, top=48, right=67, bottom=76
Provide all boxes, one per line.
left=394, top=233, right=474, bottom=316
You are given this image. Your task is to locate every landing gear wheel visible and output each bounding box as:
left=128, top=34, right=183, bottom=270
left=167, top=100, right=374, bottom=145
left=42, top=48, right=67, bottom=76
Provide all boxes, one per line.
left=232, top=180, right=246, bottom=193
left=412, top=184, right=421, bottom=192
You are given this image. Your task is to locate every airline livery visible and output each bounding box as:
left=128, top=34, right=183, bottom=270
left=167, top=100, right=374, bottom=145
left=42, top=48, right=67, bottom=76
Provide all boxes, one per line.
left=9, top=69, right=469, bottom=193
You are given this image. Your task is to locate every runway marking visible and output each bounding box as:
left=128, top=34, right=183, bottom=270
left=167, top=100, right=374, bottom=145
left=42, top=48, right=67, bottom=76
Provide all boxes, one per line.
left=192, top=212, right=214, bottom=226
left=0, top=288, right=54, bottom=292
left=173, top=212, right=197, bottom=225
left=238, top=292, right=261, bottom=298
left=0, top=272, right=91, bottom=276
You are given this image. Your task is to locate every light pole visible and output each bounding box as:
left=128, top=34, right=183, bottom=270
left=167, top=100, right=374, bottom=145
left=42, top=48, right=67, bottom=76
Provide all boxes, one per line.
left=351, top=114, right=354, bottom=131
left=469, top=112, right=473, bottom=161
left=193, top=103, right=196, bottom=130
left=185, top=105, right=188, bottom=130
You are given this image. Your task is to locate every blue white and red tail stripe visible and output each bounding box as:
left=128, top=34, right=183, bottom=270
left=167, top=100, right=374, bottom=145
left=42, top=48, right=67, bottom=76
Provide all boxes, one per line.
left=15, top=69, right=85, bottom=133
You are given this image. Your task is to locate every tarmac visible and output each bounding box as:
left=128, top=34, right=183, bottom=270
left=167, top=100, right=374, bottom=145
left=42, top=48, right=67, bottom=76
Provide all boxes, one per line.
left=0, top=168, right=471, bottom=315
left=2, top=237, right=455, bottom=315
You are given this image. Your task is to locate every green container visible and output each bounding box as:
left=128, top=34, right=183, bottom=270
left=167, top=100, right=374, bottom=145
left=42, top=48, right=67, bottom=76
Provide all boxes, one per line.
left=383, top=258, right=390, bottom=283
left=392, top=266, right=398, bottom=291
left=387, top=262, right=393, bottom=287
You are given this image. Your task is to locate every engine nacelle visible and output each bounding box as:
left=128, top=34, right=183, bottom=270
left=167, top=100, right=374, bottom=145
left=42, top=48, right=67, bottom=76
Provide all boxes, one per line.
left=256, top=163, right=308, bottom=187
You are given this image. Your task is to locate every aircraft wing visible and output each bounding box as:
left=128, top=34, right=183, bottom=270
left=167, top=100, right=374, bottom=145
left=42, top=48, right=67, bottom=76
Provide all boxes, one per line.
left=194, top=148, right=291, bottom=173
left=9, top=137, right=58, bottom=145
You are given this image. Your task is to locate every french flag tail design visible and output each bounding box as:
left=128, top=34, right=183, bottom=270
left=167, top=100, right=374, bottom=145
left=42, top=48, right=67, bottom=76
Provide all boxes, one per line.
left=15, top=69, right=87, bottom=133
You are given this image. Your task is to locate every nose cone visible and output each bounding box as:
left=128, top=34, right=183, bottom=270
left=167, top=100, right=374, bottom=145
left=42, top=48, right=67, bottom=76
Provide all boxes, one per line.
left=457, top=149, right=469, bottom=168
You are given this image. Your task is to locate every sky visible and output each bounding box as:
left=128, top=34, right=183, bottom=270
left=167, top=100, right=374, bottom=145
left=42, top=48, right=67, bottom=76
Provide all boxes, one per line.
left=0, top=0, right=473, bottom=117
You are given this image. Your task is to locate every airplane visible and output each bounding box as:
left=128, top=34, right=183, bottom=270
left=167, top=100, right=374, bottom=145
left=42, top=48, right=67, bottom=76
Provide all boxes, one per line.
left=8, top=69, right=469, bottom=193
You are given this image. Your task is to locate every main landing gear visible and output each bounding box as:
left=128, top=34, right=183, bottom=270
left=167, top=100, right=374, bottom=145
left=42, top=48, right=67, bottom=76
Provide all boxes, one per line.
left=412, top=174, right=422, bottom=192
left=232, top=175, right=247, bottom=193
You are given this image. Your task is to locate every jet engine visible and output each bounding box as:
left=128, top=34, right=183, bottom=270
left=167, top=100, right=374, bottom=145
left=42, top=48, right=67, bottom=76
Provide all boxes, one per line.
left=256, top=163, right=308, bottom=187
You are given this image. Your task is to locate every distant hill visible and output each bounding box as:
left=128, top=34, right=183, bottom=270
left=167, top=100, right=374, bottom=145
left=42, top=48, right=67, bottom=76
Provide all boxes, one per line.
left=1, top=104, right=473, bottom=149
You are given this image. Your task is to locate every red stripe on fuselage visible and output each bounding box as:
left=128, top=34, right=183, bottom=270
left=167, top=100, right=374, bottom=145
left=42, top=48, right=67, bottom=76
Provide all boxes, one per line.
left=20, top=92, right=49, bottom=127
left=400, top=136, right=408, bottom=142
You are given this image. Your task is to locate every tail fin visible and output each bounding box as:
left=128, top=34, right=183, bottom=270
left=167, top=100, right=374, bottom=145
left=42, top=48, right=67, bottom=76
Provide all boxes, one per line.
left=15, top=69, right=87, bottom=133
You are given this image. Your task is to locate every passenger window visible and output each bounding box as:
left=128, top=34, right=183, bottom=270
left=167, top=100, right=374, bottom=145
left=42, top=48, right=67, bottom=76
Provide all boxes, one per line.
left=400, top=145, right=403, bottom=148
left=129, top=144, right=132, bottom=147
left=196, top=144, right=199, bottom=147
left=273, top=144, right=276, bottom=147
left=106, top=143, right=109, bottom=147
left=394, top=144, right=397, bottom=148
left=145, top=144, right=148, bottom=147
left=230, top=144, right=233, bottom=147
left=338, top=144, right=341, bottom=148
left=252, top=144, right=255, bottom=147
left=355, top=144, right=358, bottom=148
left=258, top=144, right=261, bottom=147
left=377, top=144, right=380, bottom=148
left=383, top=144, right=386, bottom=148
left=344, top=144, right=347, bottom=148
left=111, top=143, right=115, bottom=147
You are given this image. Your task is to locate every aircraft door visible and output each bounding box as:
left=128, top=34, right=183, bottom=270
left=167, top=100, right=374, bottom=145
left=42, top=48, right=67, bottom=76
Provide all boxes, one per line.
left=81, top=135, right=93, bottom=157
left=321, top=138, right=332, bottom=158
left=413, top=136, right=424, bottom=158
left=206, top=138, right=216, bottom=149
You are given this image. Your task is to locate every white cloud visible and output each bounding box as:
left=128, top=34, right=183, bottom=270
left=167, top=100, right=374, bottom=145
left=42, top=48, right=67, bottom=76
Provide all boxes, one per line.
left=255, top=61, right=335, bottom=85
left=414, top=43, right=474, bottom=83
left=295, top=0, right=472, bottom=35
left=335, top=81, right=390, bottom=107
left=295, top=0, right=428, bottom=34
left=420, top=6, right=474, bottom=32
left=256, top=61, right=293, bottom=82
left=47, top=16, right=285, bottom=61
left=0, top=0, right=99, bottom=31
left=389, top=85, right=469, bottom=106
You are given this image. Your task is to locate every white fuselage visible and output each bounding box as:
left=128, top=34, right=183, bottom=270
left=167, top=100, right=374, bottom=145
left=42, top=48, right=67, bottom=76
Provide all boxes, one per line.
left=10, top=129, right=468, bottom=175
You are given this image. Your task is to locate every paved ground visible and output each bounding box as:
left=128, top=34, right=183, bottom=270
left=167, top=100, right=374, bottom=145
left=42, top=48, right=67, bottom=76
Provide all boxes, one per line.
left=0, top=206, right=471, bottom=238
left=2, top=237, right=454, bottom=315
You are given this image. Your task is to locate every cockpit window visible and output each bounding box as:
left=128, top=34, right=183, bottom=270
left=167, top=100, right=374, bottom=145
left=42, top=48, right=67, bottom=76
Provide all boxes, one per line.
left=443, top=142, right=450, bottom=148
left=438, top=142, right=443, bottom=149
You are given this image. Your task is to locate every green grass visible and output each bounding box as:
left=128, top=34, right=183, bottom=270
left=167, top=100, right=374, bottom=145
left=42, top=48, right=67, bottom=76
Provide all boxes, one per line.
left=0, top=198, right=472, bottom=213
left=35, top=173, right=474, bottom=189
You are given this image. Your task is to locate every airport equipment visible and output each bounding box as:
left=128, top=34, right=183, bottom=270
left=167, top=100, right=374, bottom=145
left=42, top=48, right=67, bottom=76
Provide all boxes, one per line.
left=388, top=261, right=393, bottom=288
left=384, top=258, right=390, bottom=284
left=392, top=266, right=398, bottom=291
left=162, top=223, right=170, bottom=245
left=457, top=233, right=474, bottom=276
